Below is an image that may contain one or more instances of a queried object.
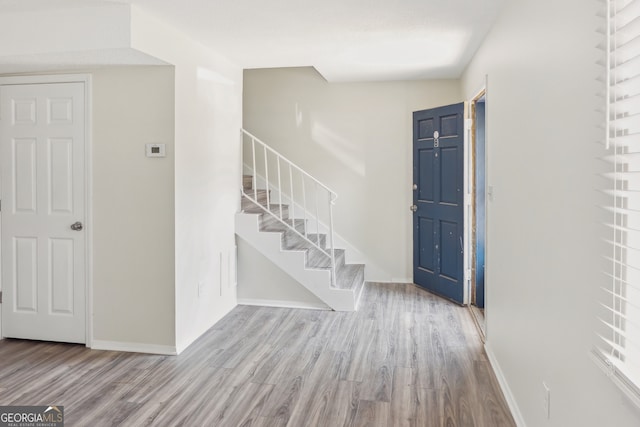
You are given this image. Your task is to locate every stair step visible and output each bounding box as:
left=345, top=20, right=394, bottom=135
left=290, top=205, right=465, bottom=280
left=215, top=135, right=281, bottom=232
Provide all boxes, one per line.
left=260, top=215, right=306, bottom=234
left=243, top=175, right=253, bottom=191
left=282, top=230, right=327, bottom=250
left=236, top=210, right=365, bottom=311
left=305, top=247, right=345, bottom=270
left=242, top=189, right=270, bottom=205
left=335, top=263, right=365, bottom=292
left=242, top=198, right=289, bottom=219
left=256, top=211, right=361, bottom=292
left=304, top=246, right=363, bottom=292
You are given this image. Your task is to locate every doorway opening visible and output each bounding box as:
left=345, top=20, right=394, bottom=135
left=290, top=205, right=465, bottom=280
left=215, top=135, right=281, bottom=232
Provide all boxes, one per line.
left=469, top=90, right=487, bottom=337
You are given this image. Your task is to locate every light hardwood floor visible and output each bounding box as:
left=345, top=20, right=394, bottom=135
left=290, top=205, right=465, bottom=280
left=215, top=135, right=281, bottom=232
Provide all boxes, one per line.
left=0, top=283, right=515, bottom=426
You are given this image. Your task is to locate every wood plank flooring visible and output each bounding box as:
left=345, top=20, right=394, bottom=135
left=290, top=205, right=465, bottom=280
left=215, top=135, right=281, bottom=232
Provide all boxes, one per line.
left=0, top=283, right=515, bottom=426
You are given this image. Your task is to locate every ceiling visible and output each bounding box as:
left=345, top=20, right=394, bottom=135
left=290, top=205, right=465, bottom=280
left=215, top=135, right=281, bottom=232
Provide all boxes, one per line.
left=0, top=0, right=506, bottom=82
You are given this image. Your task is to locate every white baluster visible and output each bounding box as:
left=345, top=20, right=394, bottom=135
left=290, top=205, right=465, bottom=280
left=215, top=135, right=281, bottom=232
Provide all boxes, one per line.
left=251, top=137, right=257, bottom=202
left=301, top=175, right=307, bottom=238
left=277, top=156, right=283, bottom=220
left=315, top=183, right=320, bottom=247
left=289, top=164, right=295, bottom=222
left=264, top=145, right=270, bottom=209
left=328, top=192, right=337, bottom=287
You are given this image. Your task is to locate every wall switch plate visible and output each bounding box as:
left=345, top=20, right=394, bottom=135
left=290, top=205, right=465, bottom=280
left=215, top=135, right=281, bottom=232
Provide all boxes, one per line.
left=145, top=143, right=166, bottom=157
left=542, top=381, right=551, bottom=419
left=198, top=281, right=204, bottom=297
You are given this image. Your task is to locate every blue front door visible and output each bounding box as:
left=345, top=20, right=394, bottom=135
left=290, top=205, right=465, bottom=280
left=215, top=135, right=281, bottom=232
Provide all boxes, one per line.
left=413, top=103, right=464, bottom=304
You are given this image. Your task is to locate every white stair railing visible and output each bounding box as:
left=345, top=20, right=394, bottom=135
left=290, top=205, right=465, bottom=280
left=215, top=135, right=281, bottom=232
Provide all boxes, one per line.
left=240, top=129, right=338, bottom=287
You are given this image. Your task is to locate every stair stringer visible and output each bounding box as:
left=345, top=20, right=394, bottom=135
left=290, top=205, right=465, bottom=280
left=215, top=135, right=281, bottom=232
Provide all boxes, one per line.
left=235, top=212, right=357, bottom=311
left=243, top=163, right=392, bottom=282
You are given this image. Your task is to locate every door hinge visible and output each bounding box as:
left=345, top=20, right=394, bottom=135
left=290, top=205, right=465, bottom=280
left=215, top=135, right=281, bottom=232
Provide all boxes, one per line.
left=465, top=269, right=471, bottom=281
left=0, top=291, right=2, bottom=304
left=465, top=119, right=473, bottom=131
left=465, top=193, right=472, bottom=206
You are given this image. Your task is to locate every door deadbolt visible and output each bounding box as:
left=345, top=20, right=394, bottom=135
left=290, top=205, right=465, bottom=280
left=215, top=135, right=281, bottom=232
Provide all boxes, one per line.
left=70, top=221, right=83, bottom=231
left=410, top=205, right=418, bottom=212
left=413, top=184, right=418, bottom=190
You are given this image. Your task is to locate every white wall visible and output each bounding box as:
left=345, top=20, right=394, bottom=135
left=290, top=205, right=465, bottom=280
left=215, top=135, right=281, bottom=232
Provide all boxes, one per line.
left=243, top=67, right=461, bottom=282
left=0, top=3, right=243, bottom=354
left=0, top=2, right=130, bottom=57
left=92, top=66, right=176, bottom=349
left=462, top=0, right=640, bottom=425
left=0, top=2, right=167, bottom=75
left=131, top=7, right=243, bottom=353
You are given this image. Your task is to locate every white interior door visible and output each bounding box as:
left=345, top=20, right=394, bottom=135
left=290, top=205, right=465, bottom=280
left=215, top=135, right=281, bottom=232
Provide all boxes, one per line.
left=0, top=82, right=86, bottom=343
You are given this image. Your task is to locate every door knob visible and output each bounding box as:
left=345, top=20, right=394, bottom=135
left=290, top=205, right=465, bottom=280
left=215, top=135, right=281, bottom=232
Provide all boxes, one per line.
left=70, top=221, right=83, bottom=231
left=410, top=205, right=418, bottom=212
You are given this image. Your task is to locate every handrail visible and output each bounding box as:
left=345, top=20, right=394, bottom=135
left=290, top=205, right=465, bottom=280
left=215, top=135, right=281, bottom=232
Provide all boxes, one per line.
left=240, top=128, right=338, bottom=287
left=241, top=129, right=338, bottom=201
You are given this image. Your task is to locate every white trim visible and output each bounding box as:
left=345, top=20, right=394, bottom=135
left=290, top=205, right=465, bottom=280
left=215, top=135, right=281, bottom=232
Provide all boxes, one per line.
left=0, top=74, right=91, bottom=86
left=482, top=75, right=490, bottom=339
left=0, top=74, right=93, bottom=346
left=591, top=348, right=640, bottom=408
left=467, top=78, right=489, bottom=337
left=238, top=298, right=330, bottom=311
left=389, top=278, right=413, bottom=283
left=91, top=340, right=177, bottom=356
left=485, top=343, right=526, bottom=427
left=463, top=101, right=470, bottom=305
left=85, top=75, right=94, bottom=348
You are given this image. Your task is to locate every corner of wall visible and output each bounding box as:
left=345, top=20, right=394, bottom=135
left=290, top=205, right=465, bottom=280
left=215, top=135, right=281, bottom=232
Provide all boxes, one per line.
left=128, top=6, right=243, bottom=354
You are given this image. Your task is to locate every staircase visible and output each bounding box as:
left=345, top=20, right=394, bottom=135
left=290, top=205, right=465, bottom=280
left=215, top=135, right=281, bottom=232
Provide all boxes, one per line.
left=236, top=130, right=365, bottom=311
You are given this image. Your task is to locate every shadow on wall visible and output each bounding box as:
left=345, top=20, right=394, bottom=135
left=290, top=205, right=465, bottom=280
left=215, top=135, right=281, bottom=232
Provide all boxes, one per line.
left=310, top=121, right=365, bottom=177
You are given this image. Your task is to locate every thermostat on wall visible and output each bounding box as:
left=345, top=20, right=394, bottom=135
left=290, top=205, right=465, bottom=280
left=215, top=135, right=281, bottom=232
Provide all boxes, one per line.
left=146, top=144, right=166, bottom=158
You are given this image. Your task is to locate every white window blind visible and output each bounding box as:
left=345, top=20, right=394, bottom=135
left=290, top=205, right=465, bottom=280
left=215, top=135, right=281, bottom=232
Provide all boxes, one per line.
left=594, top=0, right=640, bottom=406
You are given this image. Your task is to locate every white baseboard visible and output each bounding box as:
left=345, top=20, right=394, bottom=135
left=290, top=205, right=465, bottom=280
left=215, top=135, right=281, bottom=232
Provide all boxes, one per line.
left=390, top=278, right=413, bottom=284
left=238, top=298, right=330, bottom=310
left=363, top=279, right=413, bottom=285
left=91, top=340, right=177, bottom=356
left=485, top=343, right=527, bottom=427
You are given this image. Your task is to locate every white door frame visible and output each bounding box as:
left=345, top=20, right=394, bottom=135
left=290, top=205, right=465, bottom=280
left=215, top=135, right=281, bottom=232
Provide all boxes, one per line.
left=0, top=74, right=93, bottom=347
left=464, top=76, right=489, bottom=335
left=464, top=101, right=471, bottom=305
